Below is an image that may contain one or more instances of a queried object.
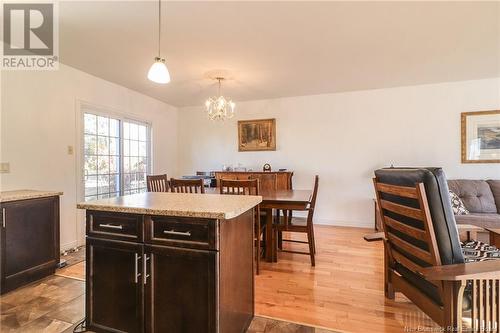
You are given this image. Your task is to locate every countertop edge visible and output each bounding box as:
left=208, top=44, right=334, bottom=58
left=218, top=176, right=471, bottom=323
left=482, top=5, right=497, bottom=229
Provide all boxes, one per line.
left=76, top=197, right=262, bottom=220
left=0, top=191, right=64, bottom=203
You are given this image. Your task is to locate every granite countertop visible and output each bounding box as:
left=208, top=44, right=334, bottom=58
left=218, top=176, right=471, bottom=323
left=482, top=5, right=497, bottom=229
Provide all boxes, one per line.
left=77, top=192, right=262, bottom=220
left=0, top=190, right=63, bottom=203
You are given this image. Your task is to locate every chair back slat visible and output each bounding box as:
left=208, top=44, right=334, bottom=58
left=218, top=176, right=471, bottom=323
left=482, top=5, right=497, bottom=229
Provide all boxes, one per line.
left=375, top=182, right=419, bottom=199
left=386, top=233, right=434, bottom=265
left=219, top=179, right=260, bottom=196
left=384, top=216, right=427, bottom=241
left=379, top=199, right=424, bottom=221
left=170, top=178, right=205, bottom=194
left=147, top=174, right=169, bottom=192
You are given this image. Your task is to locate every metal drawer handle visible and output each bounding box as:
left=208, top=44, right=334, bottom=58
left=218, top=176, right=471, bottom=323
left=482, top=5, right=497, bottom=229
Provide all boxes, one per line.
left=163, top=230, right=191, bottom=237
left=143, top=255, right=150, bottom=285
left=134, top=253, right=142, bottom=284
left=99, top=223, right=123, bottom=230
left=2, top=208, right=5, bottom=228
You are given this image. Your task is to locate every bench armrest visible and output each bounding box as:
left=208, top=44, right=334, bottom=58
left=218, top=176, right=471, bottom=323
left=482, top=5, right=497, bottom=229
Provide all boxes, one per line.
left=419, top=261, right=500, bottom=281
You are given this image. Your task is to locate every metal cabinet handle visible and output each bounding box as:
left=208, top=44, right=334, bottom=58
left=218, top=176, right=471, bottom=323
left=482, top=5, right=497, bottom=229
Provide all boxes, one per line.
left=143, top=255, right=150, bottom=285
left=163, top=230, right=191, bottom=237
left=2, top=208, right=5, bottom=228
left=134, top=253, right=142, bottom=284
left=99, top=223, right=123, bottom=230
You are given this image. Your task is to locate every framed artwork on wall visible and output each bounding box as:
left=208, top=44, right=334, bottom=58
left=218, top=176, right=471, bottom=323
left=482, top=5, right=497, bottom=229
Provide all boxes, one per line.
left=461, top=110, right=500, bottom=163
left=238, top=118, right=276, bottom=152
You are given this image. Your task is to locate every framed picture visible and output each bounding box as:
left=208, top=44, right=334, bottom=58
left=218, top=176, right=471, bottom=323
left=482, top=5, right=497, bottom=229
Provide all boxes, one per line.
left=238, top=118, right=276, bottom=152
left=461, top=110, right=500, bottom=163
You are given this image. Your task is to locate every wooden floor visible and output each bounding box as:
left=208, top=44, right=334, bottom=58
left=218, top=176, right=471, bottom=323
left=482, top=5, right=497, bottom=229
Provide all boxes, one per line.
left=255, top=226, right=439, bottom=333
left=0, top=226, right=440, bottom=333
left=0, top=274, right=333, bottom=332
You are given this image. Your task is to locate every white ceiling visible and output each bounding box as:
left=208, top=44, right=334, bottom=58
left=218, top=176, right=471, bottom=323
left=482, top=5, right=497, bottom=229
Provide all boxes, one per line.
left=59, top=1, right=500, bottom=107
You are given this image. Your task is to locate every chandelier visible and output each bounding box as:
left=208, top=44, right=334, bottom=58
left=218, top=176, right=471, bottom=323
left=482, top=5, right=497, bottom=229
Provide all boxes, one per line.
left=205, top=77, right=235, bottom=121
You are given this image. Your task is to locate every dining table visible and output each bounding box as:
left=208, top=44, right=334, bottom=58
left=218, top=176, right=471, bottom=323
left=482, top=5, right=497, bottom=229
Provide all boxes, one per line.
left=207, top=188, right=312, bottom=262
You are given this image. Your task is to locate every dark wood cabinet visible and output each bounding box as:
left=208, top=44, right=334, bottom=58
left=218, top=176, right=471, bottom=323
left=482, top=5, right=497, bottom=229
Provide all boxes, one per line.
left=0, top=196, right=60, bottom=294
left=85, top=209, right=254, bottom=333
left=86, top=237, right=144, bottom=333
left=145, top=245, right=217, bottom=333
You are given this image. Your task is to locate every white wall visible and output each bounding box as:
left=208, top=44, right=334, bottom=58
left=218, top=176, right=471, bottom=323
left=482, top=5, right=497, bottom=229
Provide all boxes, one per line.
left=1, top=64, right=178, bottom=249
left=178, top=78, right=500, bottom=228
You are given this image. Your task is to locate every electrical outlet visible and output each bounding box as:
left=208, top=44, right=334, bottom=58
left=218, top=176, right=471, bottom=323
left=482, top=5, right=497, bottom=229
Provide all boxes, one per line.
left=67, top=146, right=74, bottom=155
left=0, top=162, right=10, bottom=173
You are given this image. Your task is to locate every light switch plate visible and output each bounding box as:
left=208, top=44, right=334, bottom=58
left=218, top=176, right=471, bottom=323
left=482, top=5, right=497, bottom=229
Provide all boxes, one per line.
left=0, top=162, right=10, bottom=173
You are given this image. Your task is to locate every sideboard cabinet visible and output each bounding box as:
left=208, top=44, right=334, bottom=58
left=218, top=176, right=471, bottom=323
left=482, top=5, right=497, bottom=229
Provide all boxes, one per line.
left=215, top=171, right=293, bottom=190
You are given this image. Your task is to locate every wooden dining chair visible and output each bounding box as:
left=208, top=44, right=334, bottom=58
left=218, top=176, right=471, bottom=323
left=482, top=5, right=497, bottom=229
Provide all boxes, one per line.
left=219, top=179, right=263, bottom=274
left=275, top=175, right=319, bottom=266
left=170, top=178, right=205, bottom=194
left=146, top=174, right=169, bottom=192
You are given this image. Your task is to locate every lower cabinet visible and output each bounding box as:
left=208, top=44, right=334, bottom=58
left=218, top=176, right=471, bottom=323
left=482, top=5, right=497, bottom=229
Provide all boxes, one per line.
left=86, top=238, right=217, bottom=333
left=145, top=245, right=217, bottom=333
left=86, top=238, right=144, bottom=333
left=85, top=210, right=254, bottom=333
left=0, top=196, right=60, bottom=294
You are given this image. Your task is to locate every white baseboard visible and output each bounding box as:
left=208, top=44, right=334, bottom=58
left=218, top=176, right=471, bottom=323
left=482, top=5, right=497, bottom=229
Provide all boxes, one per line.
left=313, top=218, right=373, bottom=229
left=60, top=240, right=79, bottom=252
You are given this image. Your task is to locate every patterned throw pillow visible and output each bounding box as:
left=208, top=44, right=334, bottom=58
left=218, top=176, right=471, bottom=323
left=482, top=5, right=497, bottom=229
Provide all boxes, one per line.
left=449, top=191, right=469, bottom=215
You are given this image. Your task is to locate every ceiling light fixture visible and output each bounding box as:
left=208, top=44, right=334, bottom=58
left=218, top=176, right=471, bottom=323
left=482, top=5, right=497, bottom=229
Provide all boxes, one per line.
left=147, top=0, right=170, bottom=84
left=205, top=77, right=235, bottom=121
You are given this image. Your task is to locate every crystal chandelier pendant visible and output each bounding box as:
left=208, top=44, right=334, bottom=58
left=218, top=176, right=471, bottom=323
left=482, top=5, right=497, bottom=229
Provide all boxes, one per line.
left=205, top=78, right=235, bottom=121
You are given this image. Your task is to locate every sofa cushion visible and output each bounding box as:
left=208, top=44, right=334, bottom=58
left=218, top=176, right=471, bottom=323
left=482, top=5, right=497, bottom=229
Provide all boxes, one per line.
left=454, top=213, right=500, bottom=229
left=447, top=180, right=497, bottom=214
left=449, top=191, right=469, bottom=215
left=487, top=180, right=500, bottom=214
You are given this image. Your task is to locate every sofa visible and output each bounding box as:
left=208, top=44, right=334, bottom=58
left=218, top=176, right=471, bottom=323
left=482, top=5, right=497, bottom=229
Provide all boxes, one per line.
left=447, top=179, right=500, bottom=229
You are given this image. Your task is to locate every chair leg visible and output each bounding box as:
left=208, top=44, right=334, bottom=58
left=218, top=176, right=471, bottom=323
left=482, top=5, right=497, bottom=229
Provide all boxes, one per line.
left=256, top=219, right=260, bottom=275
left=307, top=229, right=315, bottom=266
left=311, top=225, right=316, bottom=254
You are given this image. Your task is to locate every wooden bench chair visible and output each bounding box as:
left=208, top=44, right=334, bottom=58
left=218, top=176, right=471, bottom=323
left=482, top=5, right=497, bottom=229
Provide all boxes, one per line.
left=374, top=167, right=500, bottom=332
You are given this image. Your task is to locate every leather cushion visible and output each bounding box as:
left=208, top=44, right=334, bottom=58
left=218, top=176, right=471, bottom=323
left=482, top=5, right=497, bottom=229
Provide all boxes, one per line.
left=487, top=180, right=500, bottom=214
left=375, top=167, right=464, bottom=265
left=447, top=180, right=497, bottom=214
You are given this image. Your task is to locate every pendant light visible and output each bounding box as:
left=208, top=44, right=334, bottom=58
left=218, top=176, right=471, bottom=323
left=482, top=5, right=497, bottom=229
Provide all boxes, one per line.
left=147, top=0, right=170, bottom=84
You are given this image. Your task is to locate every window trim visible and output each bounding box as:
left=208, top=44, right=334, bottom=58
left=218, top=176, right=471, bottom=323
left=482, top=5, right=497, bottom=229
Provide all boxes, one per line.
left=76, top=100, right=153, bottom=202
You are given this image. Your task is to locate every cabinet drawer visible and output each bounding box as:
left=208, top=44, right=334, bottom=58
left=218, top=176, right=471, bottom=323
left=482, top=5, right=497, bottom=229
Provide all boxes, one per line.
left=87, top=211, right=143, bottom=241
left=146, top=216, right=217, bottom=250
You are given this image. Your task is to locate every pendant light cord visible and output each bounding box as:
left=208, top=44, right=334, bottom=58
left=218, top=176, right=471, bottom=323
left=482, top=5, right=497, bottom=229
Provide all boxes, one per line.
left=218, top=78, right=222, bottom=96
left=158, top=0, right=161, bottom=57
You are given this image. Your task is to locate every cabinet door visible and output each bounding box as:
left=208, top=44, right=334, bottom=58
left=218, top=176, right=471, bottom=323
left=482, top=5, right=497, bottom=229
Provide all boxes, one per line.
left=1, top=197, right=59, bottom=293
left=144, top=245, right=217, bottom=333
left=86, top=238, right=144, bottom=333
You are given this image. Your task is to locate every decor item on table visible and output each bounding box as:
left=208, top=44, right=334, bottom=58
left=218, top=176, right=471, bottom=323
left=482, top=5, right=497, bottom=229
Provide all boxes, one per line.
left=449, top=191, right=469, bottom=215
left=238, top=118, right=276, bottom=152
left=205, top=77, right=235, bottom=121
left=263, top=163, right=272, bottom=172
left=147, top=0, right=171, bottom=84
left=461, top=110, right=500, bottom=163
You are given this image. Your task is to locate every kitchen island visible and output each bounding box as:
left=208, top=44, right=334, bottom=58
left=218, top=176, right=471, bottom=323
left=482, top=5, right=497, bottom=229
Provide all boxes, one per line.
left=77, top=192, right=261, bottom=333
